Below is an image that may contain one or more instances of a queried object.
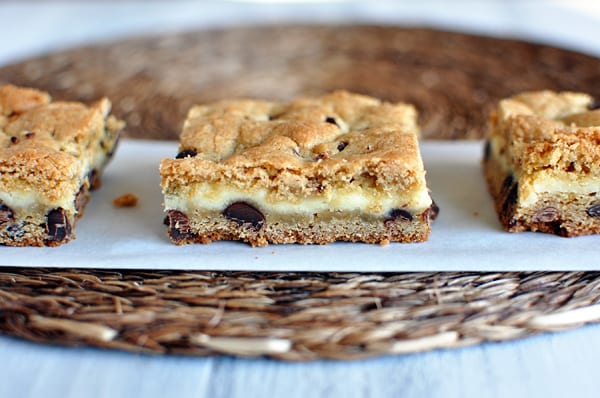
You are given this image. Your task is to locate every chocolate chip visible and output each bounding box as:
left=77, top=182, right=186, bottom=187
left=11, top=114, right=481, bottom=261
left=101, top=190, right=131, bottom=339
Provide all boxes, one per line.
left=0, top=204, right=13, bottom=224
left=502, top=180, right=518, bottom=215
left=46, top=208, right=71, bottom=242
left=429, top=199, right=440, bottom=221
left=223, top=202, right=265, bottom=231
left=74, top=185, right=88, bottom=214
left=10, top=136, right=18, bottom=144
left=588, top=101, right=600, bottom=111
left=175, top=149, right=197, bottom=159
left=553, top=222, right=568, bottom=237
left=24, top=131, right=35, bottom=139
left=587, top=203, right=600, bottom=217
left=500, top=176, right=519, bottom=228
left=88, top=169, right=101, bottom=190
left=506, top=182, right=518, bottom=204
left=325, top=117, right=338, bottom=126
left=483, top=140, right=491, bottom=161
left=532, top=206, right=559, bottom=223
left=387, top=208, right=413, bottom=222
left=506, top=218, right=518, bottom=228
left=337, top=141, right=348, bottom=152
left=501, top=175, right=514, bottom=194
left=167, top=210, right=194, bottom=241
left=499, top=174, right=519, bottom=226
left=106, top=134, right=120, bottom=158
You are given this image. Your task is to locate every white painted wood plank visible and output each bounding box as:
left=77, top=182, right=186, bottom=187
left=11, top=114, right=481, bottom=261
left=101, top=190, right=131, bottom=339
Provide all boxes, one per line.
left=1, top=324, right=599, bottom=398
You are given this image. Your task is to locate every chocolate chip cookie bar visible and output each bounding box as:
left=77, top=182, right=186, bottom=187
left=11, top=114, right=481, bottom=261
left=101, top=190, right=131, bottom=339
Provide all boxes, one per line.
left=160, top=91, right=437, bottom=246
left=484, top=90, right=600, bottom=236
left=0, top=84, right=124, bottom=246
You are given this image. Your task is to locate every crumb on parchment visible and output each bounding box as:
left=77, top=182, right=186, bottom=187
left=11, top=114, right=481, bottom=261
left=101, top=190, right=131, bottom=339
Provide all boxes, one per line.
left=113, top=193, right=138, bottom=207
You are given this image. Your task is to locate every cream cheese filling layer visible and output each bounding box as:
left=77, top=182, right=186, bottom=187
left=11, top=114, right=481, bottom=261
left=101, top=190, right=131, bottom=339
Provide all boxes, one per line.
left=521, top=173, right=600, bottom=207
left=489, top=135, right=600, bottom=207
left=0, top=189, right=75, bottom=213
left=0, top=151, right=110, bottom=214
left=165, top=183, right=433, bottom=216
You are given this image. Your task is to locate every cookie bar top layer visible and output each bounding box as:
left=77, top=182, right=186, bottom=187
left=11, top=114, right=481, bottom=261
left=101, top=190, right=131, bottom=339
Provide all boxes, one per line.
left=491, top=90, right=600, bottom=176
left=0, top=84, right=50, bottom=116
left=161, top=91, right=429, bottom=213
left=0, top=84, right=124, bottom=207
left=178, top=90, right=419, bottom=162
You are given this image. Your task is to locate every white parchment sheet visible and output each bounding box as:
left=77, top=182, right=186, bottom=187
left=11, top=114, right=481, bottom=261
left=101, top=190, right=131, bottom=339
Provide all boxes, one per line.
left=1, top=139, right=597, bottom=271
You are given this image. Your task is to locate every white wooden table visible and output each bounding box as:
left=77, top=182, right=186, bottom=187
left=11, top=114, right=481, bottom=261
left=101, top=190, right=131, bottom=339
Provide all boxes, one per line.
left=1, top=1, right=599, bottom=397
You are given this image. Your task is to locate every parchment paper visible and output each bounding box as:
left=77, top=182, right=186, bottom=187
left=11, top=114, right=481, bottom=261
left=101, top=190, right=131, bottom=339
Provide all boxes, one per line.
left=1, top=139, right=597, bottom=271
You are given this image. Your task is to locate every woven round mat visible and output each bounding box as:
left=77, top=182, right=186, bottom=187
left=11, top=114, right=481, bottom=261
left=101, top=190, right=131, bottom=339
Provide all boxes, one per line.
left=1, top=26, right=598, bottom=140
left=0, top=26, right=600, bottom=360
left=2, top=269, right=600, bottom=359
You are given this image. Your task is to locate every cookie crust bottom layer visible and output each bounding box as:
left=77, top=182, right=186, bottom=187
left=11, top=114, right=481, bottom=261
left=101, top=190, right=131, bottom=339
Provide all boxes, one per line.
left=165, top=208, right=435, bottom=247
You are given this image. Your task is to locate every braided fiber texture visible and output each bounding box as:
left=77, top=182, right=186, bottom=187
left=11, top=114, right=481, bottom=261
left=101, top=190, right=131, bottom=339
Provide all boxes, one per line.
left=2, top=270, right=600, bottom=360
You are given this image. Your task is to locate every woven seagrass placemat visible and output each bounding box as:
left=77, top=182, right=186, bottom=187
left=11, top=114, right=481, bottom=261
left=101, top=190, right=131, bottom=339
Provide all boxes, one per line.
left=0, top=26, right=599, bottom=360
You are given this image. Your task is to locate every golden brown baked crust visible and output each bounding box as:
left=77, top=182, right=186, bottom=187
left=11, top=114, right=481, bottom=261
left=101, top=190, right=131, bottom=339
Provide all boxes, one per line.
left=0, top=84, right=50, bottom=116
left=484, top=90, right=600, bottom=236
left=0, top=84, right=124, bottom=246
left=161, top=91, right=423, bottom=198
left=493, top=91, right=600, bottom=175
left=161, top=91, right=435, bottom=246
